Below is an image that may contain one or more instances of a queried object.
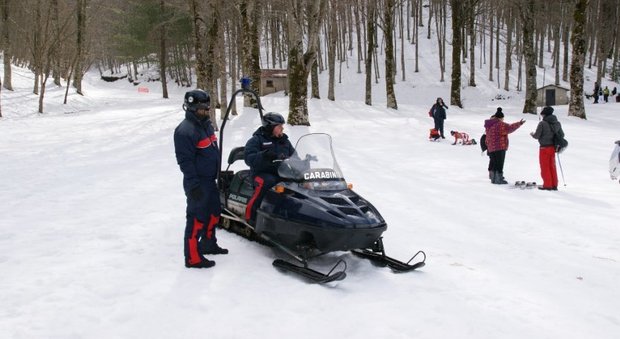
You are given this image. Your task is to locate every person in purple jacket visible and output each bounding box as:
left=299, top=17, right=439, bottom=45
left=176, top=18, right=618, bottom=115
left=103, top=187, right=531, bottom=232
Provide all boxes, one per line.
left=484, top=107, right=525, bottom=184
left=174, top=89, right=228, bottom=269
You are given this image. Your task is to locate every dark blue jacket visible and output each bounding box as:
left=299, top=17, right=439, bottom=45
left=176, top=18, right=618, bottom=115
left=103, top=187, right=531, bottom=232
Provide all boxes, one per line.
left=174, top=110, right=220, bottom=194
left=244, top=127, right=295, bottom=177
left=430, top=103, right=448, bottom=120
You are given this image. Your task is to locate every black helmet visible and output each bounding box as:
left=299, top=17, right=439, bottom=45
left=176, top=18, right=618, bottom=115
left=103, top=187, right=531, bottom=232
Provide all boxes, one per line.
left=183, top=89, right=210, bottom=112
left=262, top=112, right=285, bottom=128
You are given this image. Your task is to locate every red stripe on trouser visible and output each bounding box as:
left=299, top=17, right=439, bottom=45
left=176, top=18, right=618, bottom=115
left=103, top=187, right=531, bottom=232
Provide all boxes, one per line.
left=188, top=218, right=204, bottom=264
left=245, top=176, right=265, bottom=221
left=539, top=146, right=558, bottom=188
left=205, top=214, right=219, bottom=239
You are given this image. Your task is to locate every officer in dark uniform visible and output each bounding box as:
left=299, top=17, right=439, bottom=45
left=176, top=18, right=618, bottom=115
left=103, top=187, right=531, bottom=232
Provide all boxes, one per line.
left=174, top=89, right=227, bottom=269
left=244, top=112, right=295, bottom=224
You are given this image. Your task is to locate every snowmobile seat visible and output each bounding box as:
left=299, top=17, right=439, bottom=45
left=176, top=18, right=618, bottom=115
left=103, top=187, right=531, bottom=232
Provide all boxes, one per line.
left=229, top=169, right=254, bottom=196
left=228, top=146, right=245, bottom=165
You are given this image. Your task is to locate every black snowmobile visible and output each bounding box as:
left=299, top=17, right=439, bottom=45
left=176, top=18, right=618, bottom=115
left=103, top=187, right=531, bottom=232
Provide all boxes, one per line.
left=217, top=86, right=426, bottom=283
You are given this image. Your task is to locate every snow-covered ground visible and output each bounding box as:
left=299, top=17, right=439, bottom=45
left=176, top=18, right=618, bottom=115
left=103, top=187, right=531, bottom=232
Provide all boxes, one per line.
left=2, top=40, right=620, bottom=338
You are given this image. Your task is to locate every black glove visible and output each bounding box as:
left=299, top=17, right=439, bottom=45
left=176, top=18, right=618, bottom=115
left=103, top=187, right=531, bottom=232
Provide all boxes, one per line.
left=189, top=187, right=203, bottom=201
left=264, top=150, right=278, bottom=162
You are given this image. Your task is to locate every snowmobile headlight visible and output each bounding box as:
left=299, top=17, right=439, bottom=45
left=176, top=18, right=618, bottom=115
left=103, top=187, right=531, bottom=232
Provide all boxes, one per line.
left=274, top=185, right=286, bottom=193
left=300, top=180, right=348, bottom=191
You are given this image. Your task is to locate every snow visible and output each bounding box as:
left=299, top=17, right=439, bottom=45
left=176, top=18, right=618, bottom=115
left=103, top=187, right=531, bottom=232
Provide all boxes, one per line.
left=2, top=46, right=620, bottom=338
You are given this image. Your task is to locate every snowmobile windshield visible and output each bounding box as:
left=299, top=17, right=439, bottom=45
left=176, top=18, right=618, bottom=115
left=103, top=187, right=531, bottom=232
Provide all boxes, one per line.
left=278, top=133, right=347, bottom=190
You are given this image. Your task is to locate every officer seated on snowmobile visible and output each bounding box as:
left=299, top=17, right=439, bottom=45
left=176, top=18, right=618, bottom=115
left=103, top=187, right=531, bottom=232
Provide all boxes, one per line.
left=244, top=112, right=295, bottom=224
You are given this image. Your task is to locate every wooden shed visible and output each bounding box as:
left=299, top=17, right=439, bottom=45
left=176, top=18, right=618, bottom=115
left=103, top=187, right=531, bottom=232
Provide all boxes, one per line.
left=260, top=69, right=288, bottom=95
left=537, top=84, right=570, bottom=106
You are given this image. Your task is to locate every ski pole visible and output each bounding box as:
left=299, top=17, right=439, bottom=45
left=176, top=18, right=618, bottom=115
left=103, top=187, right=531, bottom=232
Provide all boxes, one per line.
left=557, top=152, right=566, bottom=186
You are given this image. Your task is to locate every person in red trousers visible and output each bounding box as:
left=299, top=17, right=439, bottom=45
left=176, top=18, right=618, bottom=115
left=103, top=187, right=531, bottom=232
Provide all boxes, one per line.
left=530, top=106, right=565, bottom=191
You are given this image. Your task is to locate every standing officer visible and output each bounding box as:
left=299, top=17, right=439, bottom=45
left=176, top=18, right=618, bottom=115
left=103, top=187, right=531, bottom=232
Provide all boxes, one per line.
left=174, top=89, right=228, bottom=269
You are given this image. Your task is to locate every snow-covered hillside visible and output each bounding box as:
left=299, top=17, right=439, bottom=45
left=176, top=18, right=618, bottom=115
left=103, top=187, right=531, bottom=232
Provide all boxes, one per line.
left=1, top=26, right=620, bottom=339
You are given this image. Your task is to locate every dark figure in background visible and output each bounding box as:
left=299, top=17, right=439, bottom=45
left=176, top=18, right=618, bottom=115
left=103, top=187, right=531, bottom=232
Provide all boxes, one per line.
left=530, top=106, right=565, bottom=190
left=174, top=89, right=228, bottom=269
left=484, top=107, right=525, bottom=184
left=244, top=112, right=295, bottom=224
left=429, top=97, right=448, bottom=139
left=593, top=82, right=600, bottom=104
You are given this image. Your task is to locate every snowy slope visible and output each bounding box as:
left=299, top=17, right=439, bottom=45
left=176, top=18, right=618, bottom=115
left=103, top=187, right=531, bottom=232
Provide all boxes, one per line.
left=2, top=33, right=620, bottom=339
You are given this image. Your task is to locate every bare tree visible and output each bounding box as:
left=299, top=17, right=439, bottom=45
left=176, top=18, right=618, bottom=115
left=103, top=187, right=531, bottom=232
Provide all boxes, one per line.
left=2, top=0, right=13, bottom=91
left=568, top=0, right=589, bottom=120
left=286, top=0, right=325, bottom=125
left=504, top=6, right=515, bottom=91
left=159, top=0, right=169, bottom=99
left=449, top=0, right=463, bottom=108
left=73, top=0, right=86, bottom=95
left=326, top=0, right=337, bottom=101
left=188, top=0, right=208, bottom=89
left=464, top=0, right=480, bottom=87
left=383, top=0, right=398, bottom=109
left=365, top=0, right=375, bottom=106
left=433, top=0, right=447, bottom=81
left=239, top=0, right=262, bottom=107
left=519, top=0, right=537, bottom=114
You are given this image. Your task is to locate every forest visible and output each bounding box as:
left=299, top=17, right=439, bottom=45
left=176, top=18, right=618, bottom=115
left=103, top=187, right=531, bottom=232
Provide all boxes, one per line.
left=0, top=0, right=618, bottom=121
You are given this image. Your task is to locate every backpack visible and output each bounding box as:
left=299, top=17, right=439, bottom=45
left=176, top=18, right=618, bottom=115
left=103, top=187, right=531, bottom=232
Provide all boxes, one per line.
left=546, top=121, right=568, bottom=153
left=553, top=132, right=568, bottom=153
left=480, top=134, right=487, bottom=152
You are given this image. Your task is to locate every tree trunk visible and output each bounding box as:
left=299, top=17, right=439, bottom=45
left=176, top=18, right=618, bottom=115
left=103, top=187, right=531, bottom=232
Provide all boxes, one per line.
left=206, top=1, right=219, bottom=128
left=467, top=0, right=476, bottom=87
left=489, top=5, right=494, bottom=82
left=286, top=0, right=324, bottom=125
left=384, top=0, right=398, bottom=109
left=2, top=0, right=12, bottom=91
left=239, top=0, right=262, bottom=107
left=159, top=0, right=169, bottom=99
left=218, top=7, right=228, bottom=121
left=365, top=0, right=375, bottom=106
left=51, top=0, right=61, bottom=87
left=554, top=23, right=560, bottom=85
left=354, top=0, right=363, bottom=74
left=73, top=0, right=86, bottom=95
left=434, top=1, right=447, bottom=82
left=504, top=10, right=513, bottom=91
left=189, top=0, right=208, bottom=89
left=521, top=0, right=537, bottom=114
left=568, top=0, right=588, bottom=120
left=562, top=21, right=570, bottom=82
left=449, top=0, right=463, bottom=108
left=311, top=51, right=320, bottom=99
left=327, top=0, right=337, bottom=101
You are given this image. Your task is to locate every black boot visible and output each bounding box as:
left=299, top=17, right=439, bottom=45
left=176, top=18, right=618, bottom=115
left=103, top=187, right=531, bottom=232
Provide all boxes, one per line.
left=493, top=171, right=507, bottom=184
left=201, top=244, right=229, bottom=255
left=185, top=258, right=216, bottom=268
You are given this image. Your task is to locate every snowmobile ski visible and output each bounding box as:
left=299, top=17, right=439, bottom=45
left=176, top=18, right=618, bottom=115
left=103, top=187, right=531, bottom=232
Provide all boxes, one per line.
left=352, top=249, right=426, bottom=272
left=351, top=238, right=426, bottom=272
left=272, top=259, right=347, bottom=284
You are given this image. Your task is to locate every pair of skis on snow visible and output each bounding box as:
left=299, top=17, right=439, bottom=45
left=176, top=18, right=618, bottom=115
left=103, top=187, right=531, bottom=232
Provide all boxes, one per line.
left=513, top=181, right=537, bottom=189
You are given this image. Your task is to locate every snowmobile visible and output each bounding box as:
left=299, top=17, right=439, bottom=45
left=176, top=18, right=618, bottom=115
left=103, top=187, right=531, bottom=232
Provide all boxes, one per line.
left=216, top=84, right=426, bottom=283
